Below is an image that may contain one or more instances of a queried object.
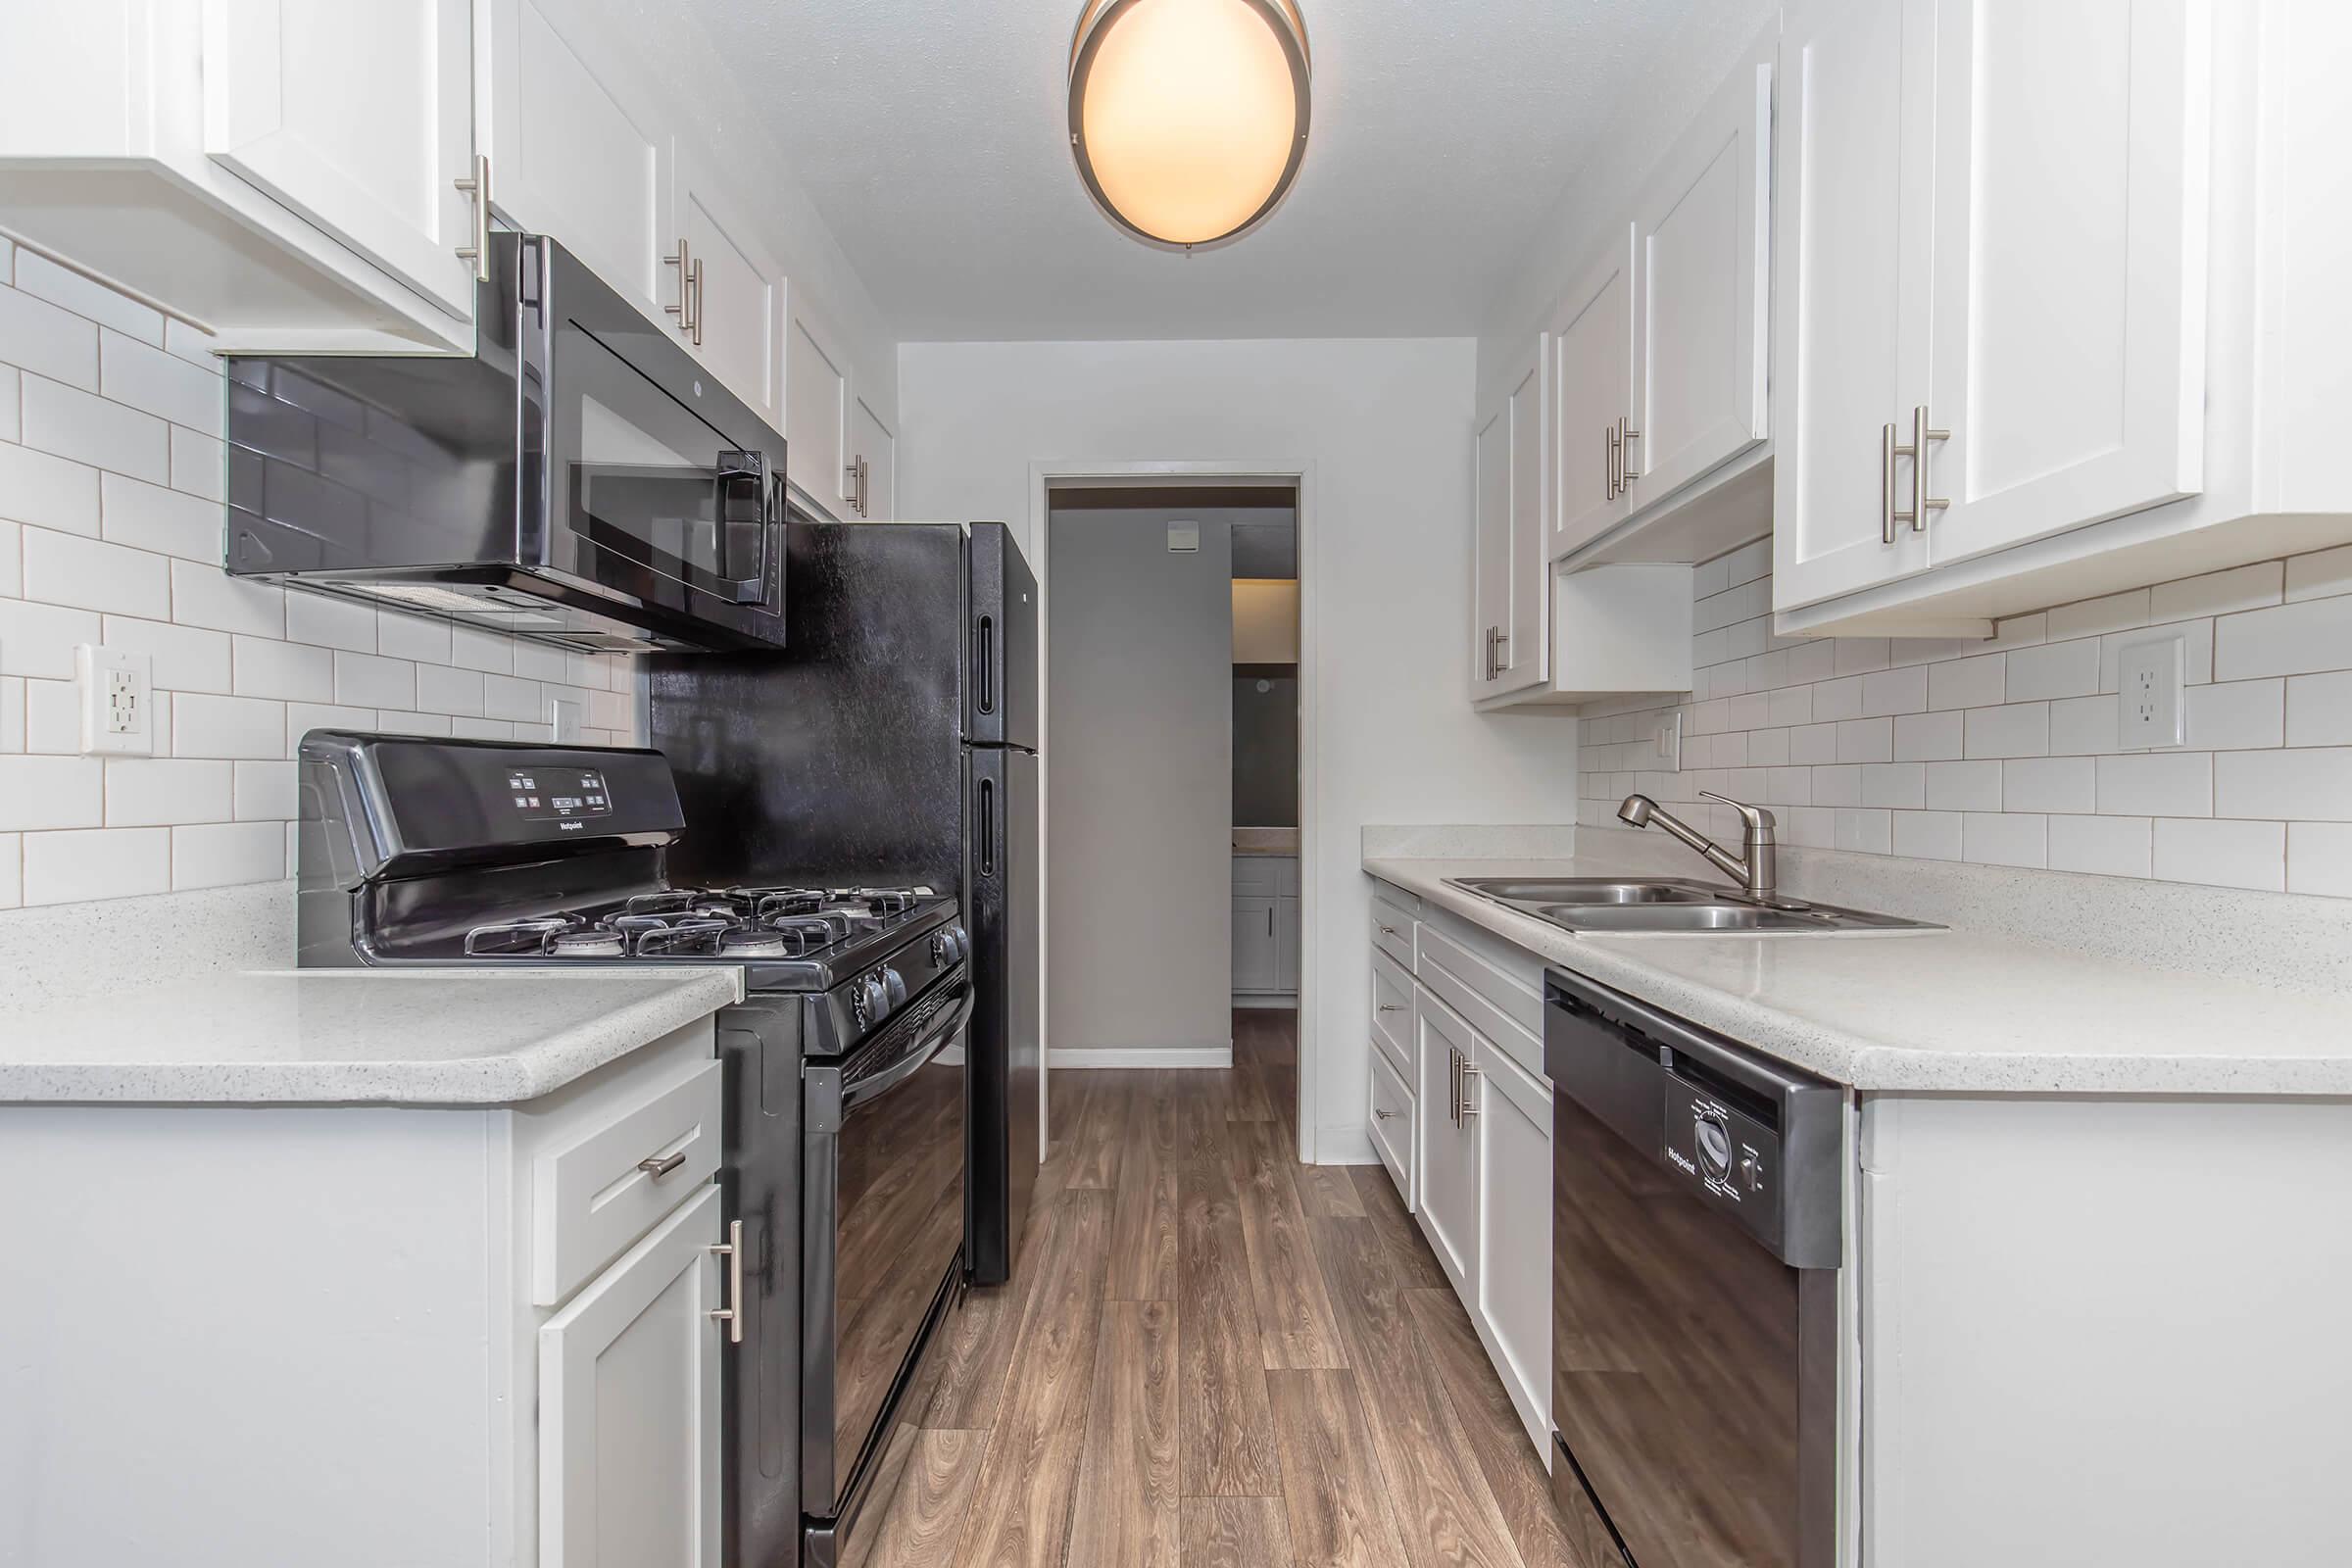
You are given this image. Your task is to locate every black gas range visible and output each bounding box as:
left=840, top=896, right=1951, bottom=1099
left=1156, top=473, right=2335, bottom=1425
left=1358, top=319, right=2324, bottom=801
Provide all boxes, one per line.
left=296, top=731, right=971, bottom=1568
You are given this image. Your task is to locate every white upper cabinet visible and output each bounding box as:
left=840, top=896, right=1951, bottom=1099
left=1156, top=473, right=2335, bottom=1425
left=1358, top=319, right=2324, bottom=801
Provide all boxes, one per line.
left=486, top=0, right=668, bottom=328
left=1918, top=0, right=2208, bottom=566
left=1472, top=344, right=1546, bottom=700
left=1548, top=231, right=1636, bottom=563
left=1773, top=0, right=1936, bottom=611
left=671, top=139, right=788, bottom=435
left=848, top=392, right=897, bottom=520
left=786, top=304, right=852, bottom=514
left=202, top=0, right=479, bottom=320
left=1632, top=46, right=1773, bottom=512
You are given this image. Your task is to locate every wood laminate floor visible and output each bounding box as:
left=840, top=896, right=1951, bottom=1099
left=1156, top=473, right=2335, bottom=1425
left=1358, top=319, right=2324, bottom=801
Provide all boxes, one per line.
left=849, top=1010, right=1593, bottom=1568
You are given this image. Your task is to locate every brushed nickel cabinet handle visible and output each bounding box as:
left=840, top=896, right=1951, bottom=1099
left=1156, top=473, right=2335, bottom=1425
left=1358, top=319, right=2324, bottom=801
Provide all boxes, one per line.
left=1605, top=423, right=1621, bottom=499
left=1881, top=421, right=1899, bottom=545
left=638, top=1151, right=687, bottom=1178
left=1374, top=1107, right=1398, bottom=1121
left=1377, top=1002, right=1404, bottom=1013
left=689, top=257, right=706, bottom=347
left=1458, top=1061, right=1482, bottom=1120
left=1448, top=1047, right=1462, bottom=1123
left=664, top=239, right=695, bottom=337
left=1617, top=415, right=1642, bottom=486
left=453, top=154, right=490, bottom=282
left=708, top=1218, right=743, bottom=1345
left=1378, top=924, right=1400, bottom=937
left=1907, top=404, right=1950, bottom=531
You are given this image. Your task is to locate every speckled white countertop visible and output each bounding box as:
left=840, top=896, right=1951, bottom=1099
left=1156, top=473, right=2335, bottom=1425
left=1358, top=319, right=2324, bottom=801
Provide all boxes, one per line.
left=1366, top=853, right=2352, bottom=1096
left=0, top=967, right=744, bottom=1105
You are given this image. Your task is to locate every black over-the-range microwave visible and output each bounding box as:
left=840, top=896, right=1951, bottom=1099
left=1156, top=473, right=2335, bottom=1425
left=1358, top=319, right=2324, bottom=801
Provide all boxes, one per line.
left=223, top=232, right=788, bottom=653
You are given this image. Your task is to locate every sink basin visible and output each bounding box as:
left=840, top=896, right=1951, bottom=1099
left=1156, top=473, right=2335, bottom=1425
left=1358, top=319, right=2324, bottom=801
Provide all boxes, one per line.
left=1446, top=876, right=1941, bottom=936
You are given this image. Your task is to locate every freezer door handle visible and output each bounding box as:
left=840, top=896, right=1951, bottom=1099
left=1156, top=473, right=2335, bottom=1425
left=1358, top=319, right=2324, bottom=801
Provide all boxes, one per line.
left=977, top=776, right=996, bottom=879
left=973, top=614, right=997, bottom=716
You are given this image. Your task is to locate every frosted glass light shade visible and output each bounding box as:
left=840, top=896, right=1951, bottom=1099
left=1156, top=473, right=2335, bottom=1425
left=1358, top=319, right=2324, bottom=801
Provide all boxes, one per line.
left=1069, top=0, right=1311, bottom=248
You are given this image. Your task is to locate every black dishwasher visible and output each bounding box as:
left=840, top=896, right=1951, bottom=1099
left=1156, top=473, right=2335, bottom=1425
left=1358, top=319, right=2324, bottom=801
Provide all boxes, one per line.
left=1544, top=968, right=1843, bottom=1568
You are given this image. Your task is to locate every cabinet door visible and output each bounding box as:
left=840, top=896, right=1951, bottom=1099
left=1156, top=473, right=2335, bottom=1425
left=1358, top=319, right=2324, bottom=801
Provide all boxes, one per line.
left=786, top=304, right=851, bottom=514
left=202, top=0, right=477, bottom=318
left=1549, top=231, right=1637, bottom=560
left=540, top=1184, right=724, bottom=1568
left=1633, top=50, right=1773, bottom=509
left=1920, top=0, right=2207, bottom=566
left=1414, top=990, right=1479, bottom=1296
left=1471, top=397, right=1511, bottom=698
left=1274, top=894, right=1299, bottom=994
left=1472, top=1039, right=1552, bottom=1450
left=848, top=393, right=897, bottom=520
left=671, top=141, right=787, bottom=436
left=1473, top=348, right=1545, bottom=699
left=1772, top=0, right=1937, bottom=610
left=487, top=0, right=668, bottom=327
left=1233, top=896, right=1278, bottom=994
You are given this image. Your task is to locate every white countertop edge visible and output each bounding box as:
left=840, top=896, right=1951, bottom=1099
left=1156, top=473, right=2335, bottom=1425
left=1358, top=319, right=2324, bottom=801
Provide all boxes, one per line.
left=1364, top=856, right=2352, bottom=1098
left=0, top=967, right=746, bottom=1107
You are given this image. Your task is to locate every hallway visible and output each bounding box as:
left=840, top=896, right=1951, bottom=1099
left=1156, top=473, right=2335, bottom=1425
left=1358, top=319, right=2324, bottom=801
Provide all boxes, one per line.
left=849, top=1012, right=1596, bottom=1568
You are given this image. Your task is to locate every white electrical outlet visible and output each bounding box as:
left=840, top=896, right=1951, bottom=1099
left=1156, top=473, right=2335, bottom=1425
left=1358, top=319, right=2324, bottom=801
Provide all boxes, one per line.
left=1652, top=710, right=1683, bottom=772
left=2118, top=634, right=2185, bottom=749
left=77, top=645, right=154, bottom=756
left=548, top=696, right=584, bottom=744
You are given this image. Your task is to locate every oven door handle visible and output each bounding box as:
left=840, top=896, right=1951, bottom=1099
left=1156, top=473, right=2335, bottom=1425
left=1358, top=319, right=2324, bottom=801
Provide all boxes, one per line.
left=841, top=984, right=975, bottom=1114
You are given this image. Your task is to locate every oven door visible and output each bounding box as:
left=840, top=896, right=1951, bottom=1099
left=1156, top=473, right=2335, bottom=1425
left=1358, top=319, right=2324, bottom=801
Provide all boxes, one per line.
left=1548, top=990, right=1828, bottom=1568
left=801, top=977, right=974, bottom=1534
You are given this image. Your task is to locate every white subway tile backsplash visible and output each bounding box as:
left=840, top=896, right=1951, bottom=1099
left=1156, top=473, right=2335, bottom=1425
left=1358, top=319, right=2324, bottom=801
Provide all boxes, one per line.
left=1813, top=675, right=1863, bottom=721
left=101, top=471, right=220, bottom=562
left=1837, top=717, right=1893, bottom=764
left=1893, top=710, right=1963, bottom=761
left=98, top=326, right=220, bottom=431
left=483, top=671, right=541, bottom=722
left=1860, top=665, right=1928, bottom=717
left=1964, top=811, right=2046, bottom=868
left=23, top=826, right=170, bottom=905
left=14, top=250, right=165, bottom=344
left=450, top=716, right=513, bottom=741
left=2004, top=637, right=2101, bottom=702
left=2213, top=748, right=2352, bottom=822
left=0, top=597, right=102, bottom=679
left=0, top=261, right=635, bottom=908
left=2215, top=595, right=2352, bottom=680
left=0, top=438, right=102, bottom=535
left=2152, top=817, right=2284, bottom=893
left=21, top=372, right=169, bottom=482
left=2048, top=814, right=2153, bottom=879
left=283, top=589, right=377, bottom=653
left=2049, top=694, right=2122, bottom=757
left=1813, top=764, right=1861, bottom=807
left=1926, top=760, right=2004, bottom=812
left=1835, top=808, right=1891, bottom=855
left=1964, top=702, right=2050, bottom=760
left=23, top=526, right=170, bottom=618
left=2286, top=672, right=2352, bottom=748
left=0, top=755, right=103, bottom=830
left=2096, top=751, right=2213, bottom=818
left=0, top=281, right=99, bottom=390
left=1891, top=809, right=1962, bottom=861
left=171, top=819, right=284, bottom=891
left=1929, top=653, right=2005, bottom=710
left=2288, top=823, right=2352, bottom=898
left=106, top=758, right=232, bottom=826
left=2003, top=756, right=2096, bottom=815
left=2184, top=679, right=2283, bottom=752
left=334, top=651, right=417, bottom=710
left=1861, top=762, right=1926, bottom=808
left=170, top=559, right=283, bottom=638
left=2151, top=562, right=2283, bottom=620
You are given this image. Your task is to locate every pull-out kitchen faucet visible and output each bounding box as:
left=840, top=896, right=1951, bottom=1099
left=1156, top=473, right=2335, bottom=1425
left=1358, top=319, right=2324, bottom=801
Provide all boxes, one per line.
left=1617, top=791, right=1782, bottom=903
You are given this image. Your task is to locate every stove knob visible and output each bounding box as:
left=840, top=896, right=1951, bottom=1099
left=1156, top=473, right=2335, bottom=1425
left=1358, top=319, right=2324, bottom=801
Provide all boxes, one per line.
left=883, top=966, right=908, bottom=1007
left=853, top=973, right=886, bottom=1027
left=950, top=923, right=970, bottom=961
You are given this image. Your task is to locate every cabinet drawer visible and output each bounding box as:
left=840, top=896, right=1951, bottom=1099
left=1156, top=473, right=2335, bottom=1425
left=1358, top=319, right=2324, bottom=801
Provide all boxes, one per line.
left=1371, top=950, right=1413, bottom=1074
left=1234, top=855, right=1281, bottom=895
left=533, top=1058, right=723, bottom=1306
left=1368, top=1042, right=1415, bottom=1211
left=1415, top=916, right=1544, bottom=1082
left=1371, top=905, right=1415, bottom=971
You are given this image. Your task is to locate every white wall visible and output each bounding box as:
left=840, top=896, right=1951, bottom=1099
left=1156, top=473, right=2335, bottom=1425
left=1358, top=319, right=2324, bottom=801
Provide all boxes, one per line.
left=0, top=238, right=635, bottom=908
left=897, top=337, right=1583, bottom=1158
left=1047, top=508, right=1235, bottom=1060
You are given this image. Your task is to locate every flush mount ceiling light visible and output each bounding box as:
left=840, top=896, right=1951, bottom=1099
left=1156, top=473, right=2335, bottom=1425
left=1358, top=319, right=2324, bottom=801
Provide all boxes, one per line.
left=1068, top=0, right=1312, bottom=250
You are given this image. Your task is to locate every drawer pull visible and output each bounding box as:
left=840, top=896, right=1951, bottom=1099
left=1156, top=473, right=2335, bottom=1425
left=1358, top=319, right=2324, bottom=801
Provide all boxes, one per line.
left=1378, top=924, right=1400, bottom=937
left=1377, top=1003, right=1404, bottom=1013
left=638, top=1151, right=687, bottom=1178
left=709, top=1219, right=743, bottom=1345
left=1374, top=1108, right=1398, bottom=1121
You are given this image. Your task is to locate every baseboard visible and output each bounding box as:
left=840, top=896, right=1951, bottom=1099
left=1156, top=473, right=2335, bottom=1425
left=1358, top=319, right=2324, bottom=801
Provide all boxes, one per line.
left=1314, top=1122, right=1379, bottom=1164
left=1231, top=994, right=1298, bottom=1010
left=1050, top=1047, right=1235, bottom=1069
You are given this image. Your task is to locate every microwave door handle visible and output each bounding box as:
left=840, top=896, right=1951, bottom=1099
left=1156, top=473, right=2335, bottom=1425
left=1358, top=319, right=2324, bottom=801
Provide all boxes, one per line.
left=712, top=450, right=769, bottom=604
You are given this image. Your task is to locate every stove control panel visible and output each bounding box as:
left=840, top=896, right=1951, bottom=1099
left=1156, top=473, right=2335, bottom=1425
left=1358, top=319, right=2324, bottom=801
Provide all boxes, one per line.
left=504, top=767, right=613, bottom=823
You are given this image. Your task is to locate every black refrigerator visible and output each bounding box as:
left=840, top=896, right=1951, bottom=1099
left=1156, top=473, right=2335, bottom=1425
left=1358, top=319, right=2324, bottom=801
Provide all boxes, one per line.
left=646, top=520, right=1041, bottom=1286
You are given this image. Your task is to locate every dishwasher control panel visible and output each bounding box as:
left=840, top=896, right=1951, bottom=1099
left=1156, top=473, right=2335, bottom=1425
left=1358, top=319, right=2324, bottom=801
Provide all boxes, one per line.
left=1661, top=1068, right=1785, bottom=1250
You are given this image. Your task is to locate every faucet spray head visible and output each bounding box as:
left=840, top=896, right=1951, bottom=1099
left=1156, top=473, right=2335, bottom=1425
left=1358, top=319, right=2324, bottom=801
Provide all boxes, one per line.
left=1618, top=794, right=1655, bottom=828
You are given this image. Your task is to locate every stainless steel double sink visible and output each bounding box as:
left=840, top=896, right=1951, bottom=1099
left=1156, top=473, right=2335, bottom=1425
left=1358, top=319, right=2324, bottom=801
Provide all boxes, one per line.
left=1446, top=877, right=1941, bottom=935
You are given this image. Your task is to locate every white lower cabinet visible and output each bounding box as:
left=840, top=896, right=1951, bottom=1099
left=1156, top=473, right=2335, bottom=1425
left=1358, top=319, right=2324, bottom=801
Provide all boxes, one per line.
left=1469, top=1037, right=1553, bottom=1453
left=1414, top=989, right=1482, bottom=1296
left=540, top=1184, right=725, bottom=1568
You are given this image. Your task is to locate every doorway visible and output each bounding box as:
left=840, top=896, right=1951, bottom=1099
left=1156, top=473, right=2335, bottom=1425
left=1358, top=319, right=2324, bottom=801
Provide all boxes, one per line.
left=1033, top=467, right=1317, bottom=1158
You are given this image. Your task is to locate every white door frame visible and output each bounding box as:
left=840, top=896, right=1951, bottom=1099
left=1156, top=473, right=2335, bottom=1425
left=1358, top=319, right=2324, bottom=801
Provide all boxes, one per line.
left=1028, top=459, right=1323, bottom=1165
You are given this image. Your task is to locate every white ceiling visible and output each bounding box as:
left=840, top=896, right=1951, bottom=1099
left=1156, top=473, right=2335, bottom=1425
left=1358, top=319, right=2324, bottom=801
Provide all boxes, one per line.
left=700, top=0, right=1710, bottom=342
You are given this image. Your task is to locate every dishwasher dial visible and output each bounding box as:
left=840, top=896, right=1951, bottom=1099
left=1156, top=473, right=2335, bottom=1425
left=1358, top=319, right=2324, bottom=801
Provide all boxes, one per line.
left=1694, top=1113, right=1733, bottom=1182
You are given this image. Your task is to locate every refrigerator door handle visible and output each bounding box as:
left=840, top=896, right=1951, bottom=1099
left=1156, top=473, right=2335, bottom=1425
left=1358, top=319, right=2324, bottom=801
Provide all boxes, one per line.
left=977, top=776, right=996, bottom=879
left=973, top=614, right=997, bottom=717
